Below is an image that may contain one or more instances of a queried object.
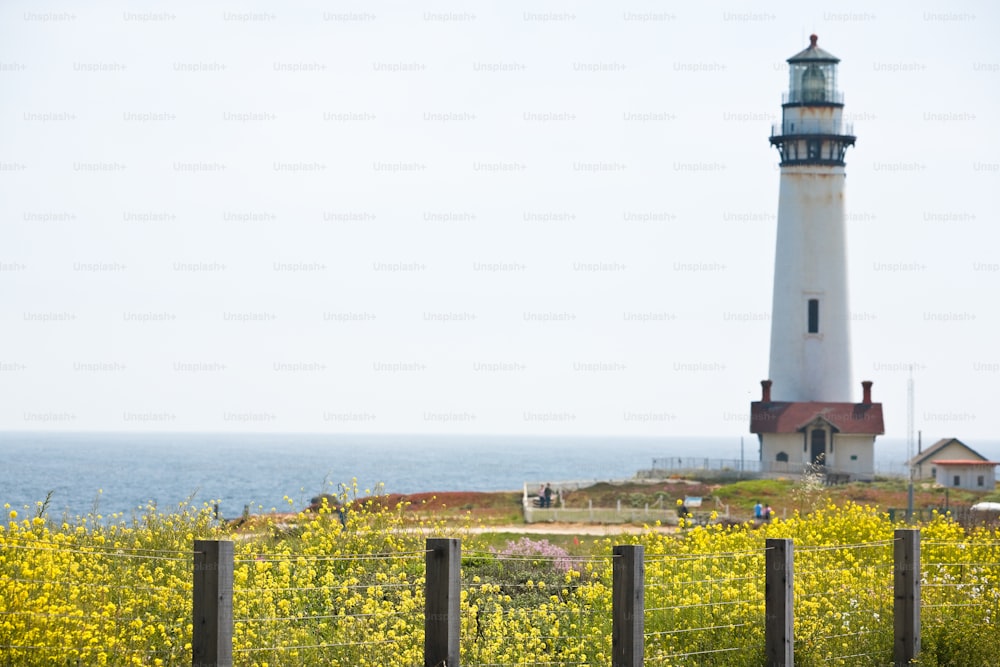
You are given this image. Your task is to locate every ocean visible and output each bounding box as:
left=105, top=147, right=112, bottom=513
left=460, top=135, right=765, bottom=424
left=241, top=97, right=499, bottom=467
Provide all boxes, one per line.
left=1, top=432, right=996, bottom=520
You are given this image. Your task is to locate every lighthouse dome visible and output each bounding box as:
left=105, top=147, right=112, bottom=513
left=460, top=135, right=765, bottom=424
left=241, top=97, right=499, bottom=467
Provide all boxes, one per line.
left=787, top=34, right=840, bottom=64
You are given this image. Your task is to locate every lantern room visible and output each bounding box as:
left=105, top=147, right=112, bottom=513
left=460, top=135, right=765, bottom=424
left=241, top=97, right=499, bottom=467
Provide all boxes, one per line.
left=785, top=34, right=842, bottom=105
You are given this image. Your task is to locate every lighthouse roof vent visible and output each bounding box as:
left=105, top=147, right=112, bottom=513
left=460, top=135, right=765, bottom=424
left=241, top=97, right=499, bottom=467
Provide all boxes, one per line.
left=787, top=34, right=840, bottom=64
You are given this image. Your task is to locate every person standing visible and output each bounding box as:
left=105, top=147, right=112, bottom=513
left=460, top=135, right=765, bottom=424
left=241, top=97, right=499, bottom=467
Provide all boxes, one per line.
left=543, top=483, right=553, bottom=508
left=754, top=501, right=763, bottom=520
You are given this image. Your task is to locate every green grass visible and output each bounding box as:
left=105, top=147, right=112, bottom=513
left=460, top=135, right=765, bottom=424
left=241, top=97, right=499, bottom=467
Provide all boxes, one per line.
left=976, top=490, right=1000, bottom=503
left=713, top=478, right=795, bottom=508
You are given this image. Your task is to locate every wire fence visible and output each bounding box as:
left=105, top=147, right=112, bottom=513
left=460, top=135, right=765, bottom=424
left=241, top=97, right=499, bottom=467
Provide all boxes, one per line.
left=920, top=538, right=1000, bottom=665
left=229, top=548, right=427, bottom=666
left=644, top=548, right=766, bottom=665
left=461, top=549, right=615, bottom=666
left=794, top=540, right=895, bottom=665
left=4, top=527, right=1000, bottom=665
left=0, top=535, right=193, bottom=666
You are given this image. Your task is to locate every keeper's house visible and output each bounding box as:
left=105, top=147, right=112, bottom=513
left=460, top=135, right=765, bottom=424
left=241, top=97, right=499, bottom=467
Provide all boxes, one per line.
left=750, top=380, right=884, bottom=482
left=908, top=438, right=989, bottom=481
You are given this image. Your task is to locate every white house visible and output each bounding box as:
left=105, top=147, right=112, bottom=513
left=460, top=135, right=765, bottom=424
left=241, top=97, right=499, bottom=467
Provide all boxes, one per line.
left=751, top=380, right=884, bottom=481
left=908, top=438, right=987, bottom=481
left=933, top=460, right=998, bottom=492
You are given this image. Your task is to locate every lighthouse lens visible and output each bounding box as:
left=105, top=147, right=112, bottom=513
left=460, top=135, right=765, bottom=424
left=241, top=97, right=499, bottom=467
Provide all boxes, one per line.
left=789, top=62, right=838, bottom=104
left=802, top=65, right=826, bottom=102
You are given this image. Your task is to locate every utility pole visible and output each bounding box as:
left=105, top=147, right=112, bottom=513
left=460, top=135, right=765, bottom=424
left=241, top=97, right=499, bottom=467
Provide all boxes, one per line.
left=907, top=366, right=915, bottom=522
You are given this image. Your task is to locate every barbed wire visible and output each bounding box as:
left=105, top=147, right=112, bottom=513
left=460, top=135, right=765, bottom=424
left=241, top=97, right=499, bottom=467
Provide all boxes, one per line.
left=0, top=610, right=187, bottom=628
left=0, top=535, right=196, bottom=556
left=0, top=541, right=191, bottom=561
left=235, top=608, right=420, bottom=624
left=646, top=598, right=760, bottom=613
left=0, top=644, right=178, bottom=657
left=923, top=602, right=987, bottom=609
left=463, top=551, right=615, bottom=564
left=647, top=573, right=759, bottom=588
left=794, top=561, right=894, bottom=573
left=924, top=581, right=997, bottom=588
left=235, top=549, right=430, bottom=563
left=0, top=575, right=187, bottom=594
left=645, top=620, right=752, bottom=637
left=799, top=588, right=888, bottom=601
left=463, top=581, right=580, bottom=593
left=650, top=645, right=744, bottom=660
left=234, top=580, right=420, bottom=594
left=645, top=548, right=767, bottom=561
left=826, top=650, right=881, bottom=662
left=815, top=628, right=880, bottom=641
left=233, top=637, right=407, bottom=652
left=463, top=606, right=605, bottom=619
left=797, top=539, right=896, bottom=552
left=466, top=663, right=591, bottom=667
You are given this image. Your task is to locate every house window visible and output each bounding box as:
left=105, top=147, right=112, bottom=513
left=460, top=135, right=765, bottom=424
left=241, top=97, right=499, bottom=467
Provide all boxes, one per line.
left=808, top=299, right=819, bottom=334
left=953, top=475, right=961, bottom=487
left=978, top=475, right=985, bottom=487
left=931, top=467, right=936, bottom=477
left=776, top=452, right=789, bottom=462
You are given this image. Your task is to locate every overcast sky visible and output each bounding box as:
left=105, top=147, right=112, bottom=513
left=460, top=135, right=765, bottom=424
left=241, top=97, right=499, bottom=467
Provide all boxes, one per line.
left=1, top=0, right=997, bottom=442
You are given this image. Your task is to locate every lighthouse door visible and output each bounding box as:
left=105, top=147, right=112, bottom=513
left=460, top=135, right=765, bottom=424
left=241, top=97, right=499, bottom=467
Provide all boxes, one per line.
left=810, top=429, right=826, bottom=467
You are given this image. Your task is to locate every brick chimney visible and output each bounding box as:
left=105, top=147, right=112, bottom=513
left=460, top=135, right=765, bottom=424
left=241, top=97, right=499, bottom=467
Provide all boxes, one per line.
left=761, top=379, right=772, bottom=402
left=861, top=380, right=873, bottom=404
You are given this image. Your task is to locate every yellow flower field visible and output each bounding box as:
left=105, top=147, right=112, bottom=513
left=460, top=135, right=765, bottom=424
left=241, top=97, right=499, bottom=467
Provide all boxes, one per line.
left=2, top=494, right=998, bottom=666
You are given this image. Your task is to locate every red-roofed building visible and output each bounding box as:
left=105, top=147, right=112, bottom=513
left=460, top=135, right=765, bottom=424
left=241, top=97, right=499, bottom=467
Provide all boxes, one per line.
left=750, top=379, right=884, bottom=481
left=933, top=460, right=998, bottom=491
left=908, top=438, right=987, bottom=480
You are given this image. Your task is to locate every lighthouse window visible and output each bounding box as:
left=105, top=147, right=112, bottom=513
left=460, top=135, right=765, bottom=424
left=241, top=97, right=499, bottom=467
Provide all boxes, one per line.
left=807, top=299, right=819, bottom=333
left=807, top=141, right=820, bottom=160
left=802, top=64, right=827, bottom=103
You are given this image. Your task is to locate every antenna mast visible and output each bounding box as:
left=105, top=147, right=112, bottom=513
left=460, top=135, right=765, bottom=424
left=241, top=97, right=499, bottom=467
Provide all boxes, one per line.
left=907, top=366, right=915, bottom=520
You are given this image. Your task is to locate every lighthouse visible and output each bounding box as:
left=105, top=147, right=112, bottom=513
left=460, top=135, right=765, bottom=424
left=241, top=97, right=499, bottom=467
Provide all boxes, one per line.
left=750, top=36, right=884, bottom=481
left=768, top=34, right=856, bottom=402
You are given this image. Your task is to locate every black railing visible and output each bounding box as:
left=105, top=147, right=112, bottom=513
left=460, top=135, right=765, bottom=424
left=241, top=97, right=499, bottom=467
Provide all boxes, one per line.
left=783, top=90, right=845, bottom=105
left=771, top=119, right=855, bottom=137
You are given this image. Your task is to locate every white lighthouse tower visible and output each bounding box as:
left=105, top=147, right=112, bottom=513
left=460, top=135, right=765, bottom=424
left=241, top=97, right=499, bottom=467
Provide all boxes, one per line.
left=768, top=34, right=856, bottom=403
left=751, top=36, right=883, bottom=481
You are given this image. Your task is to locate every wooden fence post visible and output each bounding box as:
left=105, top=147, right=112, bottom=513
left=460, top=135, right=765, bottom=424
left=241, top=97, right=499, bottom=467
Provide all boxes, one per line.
left=894, top=528, right=921, bottom=666
left=766, top=538, right=794, bottom=666
left=425, top=538, right=461, bottom=667
left=612, top=545, right=644, bottom=667
left=192, top=540, right=233, bottom=667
